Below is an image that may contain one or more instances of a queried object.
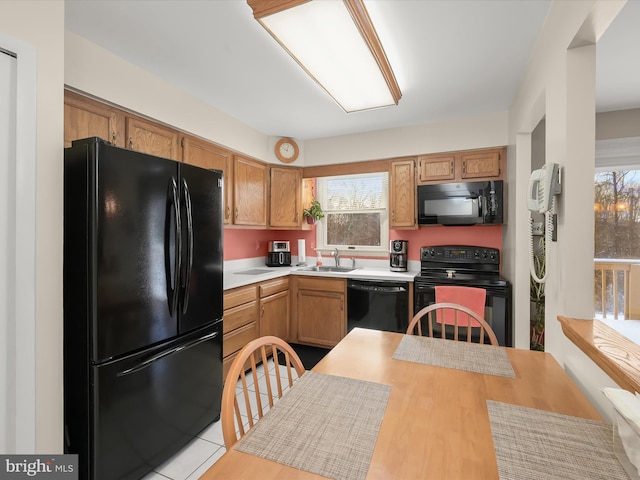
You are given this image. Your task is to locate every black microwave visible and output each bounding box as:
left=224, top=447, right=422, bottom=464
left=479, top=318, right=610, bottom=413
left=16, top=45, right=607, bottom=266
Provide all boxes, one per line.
left=417, top=180, right=503, bottom=226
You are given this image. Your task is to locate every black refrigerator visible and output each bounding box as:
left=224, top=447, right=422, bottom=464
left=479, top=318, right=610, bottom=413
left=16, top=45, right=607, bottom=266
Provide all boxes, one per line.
left=63, top=137, right=223, bottom=480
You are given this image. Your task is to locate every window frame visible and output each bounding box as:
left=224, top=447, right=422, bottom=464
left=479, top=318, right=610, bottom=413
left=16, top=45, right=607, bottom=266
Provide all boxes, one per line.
left=315, top=171, right=389, bottom=257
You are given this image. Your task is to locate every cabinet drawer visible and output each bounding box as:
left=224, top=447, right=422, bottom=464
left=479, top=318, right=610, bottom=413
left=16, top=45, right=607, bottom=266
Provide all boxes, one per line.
left=223, top=321, right=258, bottom=358
left=224, top=284, right=258, bottom=310
left=297, top=277, right=345, bottom=293
left=223, top=300, right=258, bottom=334
left=260, top=277, right=289, bottom=297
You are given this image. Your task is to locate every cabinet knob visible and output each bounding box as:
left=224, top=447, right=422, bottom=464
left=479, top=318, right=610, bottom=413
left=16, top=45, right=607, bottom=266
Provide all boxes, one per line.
left=128, top=137, right=133, bottom=149
left=226, top=206, right=230, bottom=219
left=235, top=207, right=239, bottom=219
left=112, top=131, right=117, bottom=143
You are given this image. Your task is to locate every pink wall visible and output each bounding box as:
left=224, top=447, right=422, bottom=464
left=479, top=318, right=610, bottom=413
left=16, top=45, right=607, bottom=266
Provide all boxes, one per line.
left=389, top=225, right=502, bottom=260
left=224, top=225, right=502, bottom=261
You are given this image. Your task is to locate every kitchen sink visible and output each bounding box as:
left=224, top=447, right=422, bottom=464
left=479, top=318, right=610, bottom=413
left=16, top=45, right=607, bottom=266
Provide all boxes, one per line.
left=297, top=266, right=356, bottom=273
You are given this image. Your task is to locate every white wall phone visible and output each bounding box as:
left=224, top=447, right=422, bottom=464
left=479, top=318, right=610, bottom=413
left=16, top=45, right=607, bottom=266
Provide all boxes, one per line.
left=529, top=163, right=561, bottom=284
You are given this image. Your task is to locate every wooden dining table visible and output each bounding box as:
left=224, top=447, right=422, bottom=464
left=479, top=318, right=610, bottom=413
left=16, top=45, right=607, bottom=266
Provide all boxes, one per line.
left=201, top=328, right=603, bottom=479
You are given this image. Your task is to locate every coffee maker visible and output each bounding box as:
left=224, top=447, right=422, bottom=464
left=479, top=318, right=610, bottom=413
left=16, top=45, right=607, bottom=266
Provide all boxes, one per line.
left=390, top=240, right=408, bottom=272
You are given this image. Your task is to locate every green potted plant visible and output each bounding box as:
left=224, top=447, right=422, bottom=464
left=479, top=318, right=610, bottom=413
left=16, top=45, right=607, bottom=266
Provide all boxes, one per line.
left=303, top=198, right=325, bottom=224
left=530, top=236, right=545, bottom=351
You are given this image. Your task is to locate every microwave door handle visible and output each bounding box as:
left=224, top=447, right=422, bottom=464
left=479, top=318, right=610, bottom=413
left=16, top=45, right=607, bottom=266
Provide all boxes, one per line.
left=279, top=252, right=284, bottom=264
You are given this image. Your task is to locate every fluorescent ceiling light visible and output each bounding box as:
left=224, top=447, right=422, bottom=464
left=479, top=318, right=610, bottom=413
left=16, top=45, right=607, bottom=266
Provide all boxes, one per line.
left=248, top=0, right=401, bottom=113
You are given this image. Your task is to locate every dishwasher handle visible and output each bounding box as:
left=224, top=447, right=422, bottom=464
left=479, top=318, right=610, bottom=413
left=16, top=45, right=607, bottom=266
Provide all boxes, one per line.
left=348, top=280, right=407, bottom=293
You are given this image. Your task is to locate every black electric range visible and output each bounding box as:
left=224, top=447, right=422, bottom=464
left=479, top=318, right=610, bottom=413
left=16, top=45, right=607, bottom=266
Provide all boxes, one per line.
left=414, top=245, right=512, bottom=346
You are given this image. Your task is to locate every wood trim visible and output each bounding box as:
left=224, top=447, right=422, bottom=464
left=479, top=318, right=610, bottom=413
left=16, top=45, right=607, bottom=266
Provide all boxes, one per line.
left=303, top=159, right=390, bottom=179
left=247, top=0, right=309, bottom=18
left=344, top=0, right=401, bottom=104
left=558, top=315, right=640, bottom=393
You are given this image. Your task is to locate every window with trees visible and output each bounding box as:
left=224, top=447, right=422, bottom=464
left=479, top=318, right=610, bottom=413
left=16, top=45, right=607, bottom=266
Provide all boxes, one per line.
left=594, top=170, right=640, bottom=319
left=316, top=172, right=389, bottom=255
left=595, top=171, right=640, bottom=258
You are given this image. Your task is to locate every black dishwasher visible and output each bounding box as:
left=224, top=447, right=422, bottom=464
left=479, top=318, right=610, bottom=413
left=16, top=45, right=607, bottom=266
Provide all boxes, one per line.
left=347, top=279, right=409, bottom=334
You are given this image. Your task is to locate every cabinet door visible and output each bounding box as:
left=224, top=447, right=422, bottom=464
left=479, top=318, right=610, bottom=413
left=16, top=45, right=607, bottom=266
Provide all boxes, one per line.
left=297, top=290, right=344, bottom=347
left=269, top=167, right=302, bottom=228
left=390, top=159, right=416, bottom=228
left=301, top=178, right=315, bottom=231
left=233, top=155, right=267, bottom=226
left=64, top=91, right=125, bottom=147
left=183, top=135, right=234, bottom=224
left=417, top=154, right=455, bottom=183
left=126, top=116, right=180, bottom=161
left=261, top=290, right=290, bottom=340
left=461, top=150, right=501, bottom=179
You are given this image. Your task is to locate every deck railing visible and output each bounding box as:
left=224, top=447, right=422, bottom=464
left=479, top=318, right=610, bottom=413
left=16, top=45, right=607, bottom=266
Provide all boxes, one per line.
left=594, top=259, right=640, bottom=320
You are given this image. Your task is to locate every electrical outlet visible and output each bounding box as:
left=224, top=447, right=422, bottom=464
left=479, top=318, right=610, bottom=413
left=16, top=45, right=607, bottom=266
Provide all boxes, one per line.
left=532, top=222, right=544, bottom=235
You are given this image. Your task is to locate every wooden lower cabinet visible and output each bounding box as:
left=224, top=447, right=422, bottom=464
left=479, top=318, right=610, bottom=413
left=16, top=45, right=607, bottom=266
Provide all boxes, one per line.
left=223, top=276, right=291, bottom=381
left=259, top=278, right=290, bottom=340
left=294, top=277, right=346, bottom=348
left=222, top=284, right=259, bottom=381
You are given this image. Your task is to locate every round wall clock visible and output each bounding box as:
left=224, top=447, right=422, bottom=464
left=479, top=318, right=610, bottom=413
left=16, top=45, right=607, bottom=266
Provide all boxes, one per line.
left=274, top=137, right=299, bottom=163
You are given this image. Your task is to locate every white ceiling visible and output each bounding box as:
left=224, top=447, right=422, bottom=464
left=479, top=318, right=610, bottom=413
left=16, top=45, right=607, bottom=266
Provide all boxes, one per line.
left=64, top=0, right=640, bottom=141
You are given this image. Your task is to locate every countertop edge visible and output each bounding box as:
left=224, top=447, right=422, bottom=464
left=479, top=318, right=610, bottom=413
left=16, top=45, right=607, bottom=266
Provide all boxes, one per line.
left=224, top=267, right=417, bottom=291
left=558, top=315, right=640, bottom=393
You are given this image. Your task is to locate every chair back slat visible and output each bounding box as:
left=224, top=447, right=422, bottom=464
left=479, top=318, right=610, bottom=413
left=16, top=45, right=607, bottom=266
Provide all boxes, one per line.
left=221, top=336, right=306, bottom=449
left=407, top=302, right=499, bottom=347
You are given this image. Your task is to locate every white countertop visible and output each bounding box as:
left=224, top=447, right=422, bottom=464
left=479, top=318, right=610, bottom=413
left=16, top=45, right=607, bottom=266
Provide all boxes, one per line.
left=224, top=264, right=418, bottom=290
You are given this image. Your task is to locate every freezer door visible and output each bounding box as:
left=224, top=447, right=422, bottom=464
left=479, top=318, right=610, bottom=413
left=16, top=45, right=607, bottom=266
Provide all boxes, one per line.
left=89, top=322, right=222, bottom=480
left=177, top=164, right=223, bottom=333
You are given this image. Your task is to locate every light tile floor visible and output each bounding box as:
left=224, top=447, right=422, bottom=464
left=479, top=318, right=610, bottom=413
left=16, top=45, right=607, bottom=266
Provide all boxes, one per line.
left=141, top=358, right=301, bottom=480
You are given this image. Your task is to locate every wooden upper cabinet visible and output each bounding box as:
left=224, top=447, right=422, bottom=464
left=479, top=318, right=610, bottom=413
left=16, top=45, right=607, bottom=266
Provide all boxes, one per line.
left=417, top=154, right=455, bottom=183
left=182, top=135, right=234, bottom=224
left=269, top=167, right=302, bottom=228
left=417, top=147, right=505, bottom=184
left=301, top=178, right=315, bottom=230
left=460, top=150, right=501, bottom=179
left=233, top=154, right=267, bottom=226
left=390, top=159, right=416, bottom=228
left=64, top=91, right=125, bottom=148
left=126, top=116, right=180, bottom=161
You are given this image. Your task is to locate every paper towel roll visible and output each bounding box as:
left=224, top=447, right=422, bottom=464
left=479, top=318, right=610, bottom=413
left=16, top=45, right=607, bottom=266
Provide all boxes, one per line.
left=298, top=239, right=306, bottom=263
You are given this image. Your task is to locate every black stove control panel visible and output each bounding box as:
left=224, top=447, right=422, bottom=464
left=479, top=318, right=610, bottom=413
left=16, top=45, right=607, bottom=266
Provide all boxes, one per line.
left=420, top=245, right=500, bottom=265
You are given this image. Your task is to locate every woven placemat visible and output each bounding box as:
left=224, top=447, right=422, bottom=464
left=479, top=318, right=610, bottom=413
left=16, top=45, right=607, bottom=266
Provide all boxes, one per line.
left=236, top=371, right=391, bottom=480
left=487, top=400, right=631, bottom=480
left=392, top=335, right=516, bottom=378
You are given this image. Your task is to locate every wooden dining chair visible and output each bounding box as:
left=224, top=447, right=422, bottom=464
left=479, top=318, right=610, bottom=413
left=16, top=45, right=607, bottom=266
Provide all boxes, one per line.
left=407, top=302, right=500, bottom=346
left=221, top=336, right=306, bottom=449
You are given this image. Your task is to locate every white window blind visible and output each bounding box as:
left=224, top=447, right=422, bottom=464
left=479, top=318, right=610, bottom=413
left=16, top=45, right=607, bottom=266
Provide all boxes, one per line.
left=316, top=172, right=389, bottom=254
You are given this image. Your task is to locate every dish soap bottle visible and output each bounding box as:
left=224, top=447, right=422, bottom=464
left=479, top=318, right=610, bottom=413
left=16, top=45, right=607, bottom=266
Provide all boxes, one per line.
left=316, top=250, right=323, bottom=266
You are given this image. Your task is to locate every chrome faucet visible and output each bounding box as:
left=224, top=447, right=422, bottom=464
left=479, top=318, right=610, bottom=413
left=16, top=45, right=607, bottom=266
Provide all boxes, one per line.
left=350, top=257, right=356, bottom=268
left=333, top=248, right=340, bottom=267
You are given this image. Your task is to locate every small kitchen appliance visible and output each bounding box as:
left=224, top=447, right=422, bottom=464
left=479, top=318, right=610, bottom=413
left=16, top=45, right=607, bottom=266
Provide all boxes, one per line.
left=267, top=241, right=291, bottom=266
left=390, top=240, right=408, bottom=272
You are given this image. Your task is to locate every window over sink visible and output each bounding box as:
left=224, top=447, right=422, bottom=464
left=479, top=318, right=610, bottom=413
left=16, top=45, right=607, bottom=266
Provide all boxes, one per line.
left=316, top=172, right=389, bottom=256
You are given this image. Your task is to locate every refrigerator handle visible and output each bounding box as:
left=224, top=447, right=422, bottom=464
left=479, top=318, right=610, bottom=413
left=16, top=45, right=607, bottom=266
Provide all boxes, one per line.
left=165, top=177, right=182, bottom=317
left=180, top=178, right=194, bottom=314
left=116, top=330, right=219, bottom=377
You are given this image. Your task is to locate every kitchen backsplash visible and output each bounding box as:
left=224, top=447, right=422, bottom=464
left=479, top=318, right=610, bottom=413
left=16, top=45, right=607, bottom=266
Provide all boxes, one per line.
left=223, top=225, right=502, bottom=262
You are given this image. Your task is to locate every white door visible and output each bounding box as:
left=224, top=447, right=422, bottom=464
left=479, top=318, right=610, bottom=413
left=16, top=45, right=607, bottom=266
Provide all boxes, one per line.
left=0, top=47, right=17, bottom=453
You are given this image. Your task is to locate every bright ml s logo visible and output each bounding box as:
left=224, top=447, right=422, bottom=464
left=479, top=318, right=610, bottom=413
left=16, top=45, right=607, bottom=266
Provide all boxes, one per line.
left=4, top=459, right=51, bottom=477
left=0, top=455, right=77, bottom=479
